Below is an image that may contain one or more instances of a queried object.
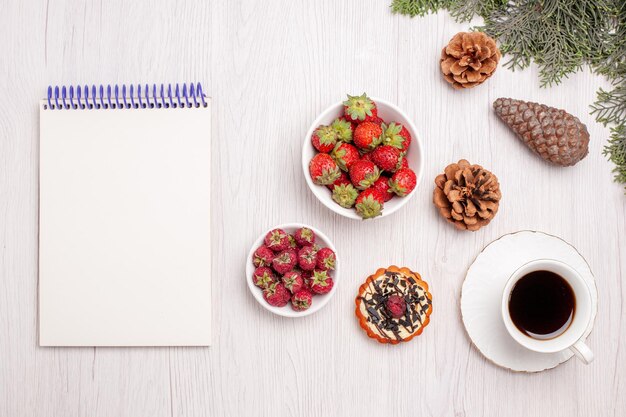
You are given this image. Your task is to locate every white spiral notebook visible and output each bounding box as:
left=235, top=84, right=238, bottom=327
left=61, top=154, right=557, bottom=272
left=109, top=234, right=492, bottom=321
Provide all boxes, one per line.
left=39, top=83, right=211, bottom=346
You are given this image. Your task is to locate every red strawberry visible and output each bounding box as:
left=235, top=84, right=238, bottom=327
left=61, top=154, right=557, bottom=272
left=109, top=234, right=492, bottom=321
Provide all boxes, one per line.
left=309, top=270, right=334, bottom=294
left=331, top=142, right=360, bottom=171
left=370, top=145, right=405, bottom=173
left=272, top=249, right=297, bottom=274
left=331, top=118, right=354, bottom=143
left=372, top=176, right=394, bottom=202
left=309, top=153, right=341, bottom=185
left=291, top=290, right=313, bottom=311
left=389, top=168, right=417, bottom=197
left=282, top=270, right=304, bottom=294
left=343, top=93, right=378, bottom=123
left=252, top=266, right=275, bottom=289
left=316, top=247, right=336, bottom=271
left=370, top=116, right=385, bottom=125
left=298, top=246, right=317, bottom=271
left=360, top=152, right=374, bottom=163
left=386, top=294, right=407, bottom=318
left=252, top=245, right=274, bottom=267
left=311, top=125, right=337, bottom=153
left=349, top=160, right=380, bottom=190
left=294, top=227, right=316, bottom=246
left=398, top=157, right=409, bottom=170
left=381, top=122, right=411, bottom=152
left=326, top=171, right=351, bottom=191
left=355, top=188, right=385, bottom=219
left=263, top=282, right=291, bottom=307
left=353, top=122, right=383, bottom=151
left=264, top=228, right=290, bottom=252
left=332, top=183, right=358, bottom=208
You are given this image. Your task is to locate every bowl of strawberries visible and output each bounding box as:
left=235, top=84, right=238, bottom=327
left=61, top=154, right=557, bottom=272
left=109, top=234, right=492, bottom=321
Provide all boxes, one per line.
left=303, top=93, right=423, bottom=220
left=246, top=223, right=338, bottom=317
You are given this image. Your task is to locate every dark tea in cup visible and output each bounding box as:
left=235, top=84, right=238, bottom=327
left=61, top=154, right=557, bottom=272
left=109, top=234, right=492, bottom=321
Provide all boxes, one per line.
left=508, top=270, right=575, bottom=340
left=501, top=259, right=593, bottom=363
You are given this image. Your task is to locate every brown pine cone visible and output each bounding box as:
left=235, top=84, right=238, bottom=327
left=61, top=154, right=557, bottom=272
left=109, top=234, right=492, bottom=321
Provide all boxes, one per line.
left=440, top=32, right=501, bottom=89
left=493, top=98, right=590, bottom=167
left=433, top=160, right=502, bottom=231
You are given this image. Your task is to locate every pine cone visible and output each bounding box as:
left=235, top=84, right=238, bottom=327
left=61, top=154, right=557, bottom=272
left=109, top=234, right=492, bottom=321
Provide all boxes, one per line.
left=493, top=98, right=589, bottom=167
left=433, top=160, right=501, bottom=231
left=440, top=32, right=501, bottom=89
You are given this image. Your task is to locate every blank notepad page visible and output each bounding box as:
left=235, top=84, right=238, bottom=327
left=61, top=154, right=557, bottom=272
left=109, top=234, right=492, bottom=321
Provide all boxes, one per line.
left=39, top=85, right=211, bottom=346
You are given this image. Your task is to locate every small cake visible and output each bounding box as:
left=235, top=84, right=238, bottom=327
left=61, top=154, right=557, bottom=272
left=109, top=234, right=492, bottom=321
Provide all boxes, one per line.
left=355, top=266, right=432, bottom=344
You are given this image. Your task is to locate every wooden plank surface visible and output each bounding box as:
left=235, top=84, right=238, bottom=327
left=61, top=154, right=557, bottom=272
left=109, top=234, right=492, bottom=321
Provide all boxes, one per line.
left=0, top=1, right=624, bottom=416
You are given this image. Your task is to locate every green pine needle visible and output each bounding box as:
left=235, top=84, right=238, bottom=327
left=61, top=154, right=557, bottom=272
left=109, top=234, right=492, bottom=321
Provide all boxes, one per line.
left=390, top=0, right=451, bottom=17
left=391, top=0, right=626, bottom=193
left=448, top=0, right=507, bottom=22
left=592, top=81, right=626, bottom=126
left=603, top=124, right=626, bottom=190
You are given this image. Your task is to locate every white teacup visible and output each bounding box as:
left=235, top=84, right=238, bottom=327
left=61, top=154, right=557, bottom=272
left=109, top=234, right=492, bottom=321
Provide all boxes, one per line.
left=501, top=259, right=594, bottom=364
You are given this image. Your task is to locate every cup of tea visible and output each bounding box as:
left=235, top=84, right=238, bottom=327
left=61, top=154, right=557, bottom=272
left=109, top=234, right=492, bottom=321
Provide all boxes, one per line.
left=501, top=259, right=594, bottom=364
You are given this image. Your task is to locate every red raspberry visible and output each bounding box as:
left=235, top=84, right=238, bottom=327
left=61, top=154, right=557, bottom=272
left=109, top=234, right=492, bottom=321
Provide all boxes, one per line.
left=252, top=266, right=275, bottom=289
left=298, top=246, right=317, bottom=271
left=264, top=228, right=290, bottom=252
left=291, top=290, right=313, bottom=311
left=386, top=294, right=406, bottom=318
left=316, top=247, right=336, bottom=271
left=282, top=270, right=304, bottom=294
left=300, top=270, right=313, bottom=292
left=252, top=245, right=274, bottom=267
left=272, top=249, right=297, bottom=274
left=287, top=234, right=298, bottom=249
left=294, top=227, right=316, bottom=247
left=263, top=282, right=291, bottom=307
left=309, top=270, right=334, bottom=294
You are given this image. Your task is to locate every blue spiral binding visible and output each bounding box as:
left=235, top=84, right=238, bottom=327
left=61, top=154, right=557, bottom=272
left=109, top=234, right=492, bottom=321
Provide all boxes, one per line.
left=45, top=83, right=208, bottom=110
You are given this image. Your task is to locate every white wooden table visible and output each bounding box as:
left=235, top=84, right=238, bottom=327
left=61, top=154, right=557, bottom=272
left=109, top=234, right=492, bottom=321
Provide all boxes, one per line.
left=1, top=1, right=624, bottom=416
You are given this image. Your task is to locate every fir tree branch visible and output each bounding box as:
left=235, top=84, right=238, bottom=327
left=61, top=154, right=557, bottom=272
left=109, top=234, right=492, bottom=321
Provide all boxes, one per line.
left=390, top=0, right=451, bottom=18
left=481, top=2, right=550, bottom=74
left=592, top=81, right=626, bottom=126
left=448, top=0, right=507, bottom=22
left=603, top=124, right=626, bottom=190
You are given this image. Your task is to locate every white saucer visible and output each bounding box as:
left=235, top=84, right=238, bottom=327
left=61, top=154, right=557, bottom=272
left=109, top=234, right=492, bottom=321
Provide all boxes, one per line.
left=461, top=230, right=598, bottom=372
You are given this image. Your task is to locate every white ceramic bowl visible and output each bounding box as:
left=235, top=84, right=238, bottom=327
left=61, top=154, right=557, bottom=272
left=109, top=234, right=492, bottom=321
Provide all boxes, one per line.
left=246, top=223, right=339, bottom=317
left=302, top=97, right=424, bottom=220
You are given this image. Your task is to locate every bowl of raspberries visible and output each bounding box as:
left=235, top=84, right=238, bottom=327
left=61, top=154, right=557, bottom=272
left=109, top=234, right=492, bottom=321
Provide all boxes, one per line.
left=246, top=223, right=338, bottom=317
left=303, top=93, right=423, bottom=220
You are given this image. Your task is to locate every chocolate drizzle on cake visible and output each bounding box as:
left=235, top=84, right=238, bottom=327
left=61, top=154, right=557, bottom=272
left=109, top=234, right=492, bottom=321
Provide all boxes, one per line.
left=358, top=271, right=432, bottom=341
